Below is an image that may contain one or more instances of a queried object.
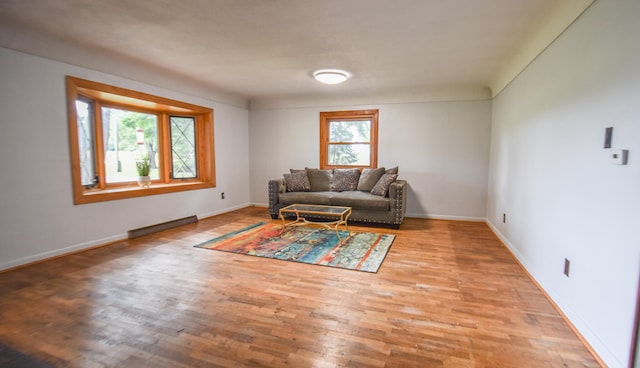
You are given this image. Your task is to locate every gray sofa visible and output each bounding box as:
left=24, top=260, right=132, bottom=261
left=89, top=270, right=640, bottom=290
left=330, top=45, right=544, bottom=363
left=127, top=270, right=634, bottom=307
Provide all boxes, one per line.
left=268, top=167, right=407, bottom=228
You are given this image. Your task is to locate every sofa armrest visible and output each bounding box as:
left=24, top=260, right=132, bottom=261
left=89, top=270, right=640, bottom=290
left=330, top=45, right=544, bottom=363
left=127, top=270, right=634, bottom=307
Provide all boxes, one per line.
left=268, top=179, right=285, bottom=217
left=388, top=180, right=407, bottom=223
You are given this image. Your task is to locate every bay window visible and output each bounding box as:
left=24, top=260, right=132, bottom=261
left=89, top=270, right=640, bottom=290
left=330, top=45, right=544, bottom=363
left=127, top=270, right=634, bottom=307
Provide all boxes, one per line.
left=66, top=76, right=215, bottom=204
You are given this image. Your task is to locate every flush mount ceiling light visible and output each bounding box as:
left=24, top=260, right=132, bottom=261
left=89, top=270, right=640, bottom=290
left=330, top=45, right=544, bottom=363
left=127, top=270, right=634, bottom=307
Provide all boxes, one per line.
left=313, top=69, right=350, bottom=84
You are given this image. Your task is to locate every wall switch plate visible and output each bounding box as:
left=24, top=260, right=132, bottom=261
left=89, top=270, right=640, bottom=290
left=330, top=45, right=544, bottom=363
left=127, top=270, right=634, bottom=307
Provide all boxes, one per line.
left=611, top=149, right=628, bottom=165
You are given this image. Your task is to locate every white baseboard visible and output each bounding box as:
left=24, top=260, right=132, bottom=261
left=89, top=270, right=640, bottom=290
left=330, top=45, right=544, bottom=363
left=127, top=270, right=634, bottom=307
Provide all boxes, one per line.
left=485, top=219, right=614, bottom=367
left=250, top=204, right=486, bottom=222
left=405, top=212, right=486, bottom=222
left=0, top=233, right=127, bottom=271
left=199, top=203, right=254, bottom=219
left=1, top=204, right=253, bottom=272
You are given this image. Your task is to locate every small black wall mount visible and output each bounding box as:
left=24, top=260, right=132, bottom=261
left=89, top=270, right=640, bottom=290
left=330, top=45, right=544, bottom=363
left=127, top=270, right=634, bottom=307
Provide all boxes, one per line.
left=604, top=127, right=613, bottom=148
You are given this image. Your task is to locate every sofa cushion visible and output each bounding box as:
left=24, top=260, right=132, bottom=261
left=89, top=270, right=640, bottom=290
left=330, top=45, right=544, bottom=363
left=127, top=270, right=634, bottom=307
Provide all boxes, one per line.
left=331, top=168, right=361, bottom=192
left=283, top=171, right=310, bottom=192
left=279, top=191, right=333, bottom=206
left=357, top=167, right=385, bottom=191
left=306, top=168, right=333, bottom=191
left=371, top=173, right=398, bottom=197
left=329, top=191, right=390, bottom=211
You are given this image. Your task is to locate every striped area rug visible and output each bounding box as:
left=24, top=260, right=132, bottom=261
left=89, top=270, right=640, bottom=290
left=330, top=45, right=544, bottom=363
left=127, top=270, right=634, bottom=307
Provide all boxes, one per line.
left=194, top=222, right=395, bottom=273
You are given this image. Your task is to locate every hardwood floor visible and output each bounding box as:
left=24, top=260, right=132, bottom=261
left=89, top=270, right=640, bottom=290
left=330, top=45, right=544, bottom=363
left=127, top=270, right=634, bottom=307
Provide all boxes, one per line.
left=0, top=207, right=601, bottom=367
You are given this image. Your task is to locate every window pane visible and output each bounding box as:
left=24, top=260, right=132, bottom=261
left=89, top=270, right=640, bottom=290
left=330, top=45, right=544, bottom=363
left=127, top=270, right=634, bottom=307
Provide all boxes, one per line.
left=102, top=107, right=159, bottom=183
left=170, top=116, right=197, bottom=178
left=328, top=144, right=370, bottom=166
left=75, top=99, right=96, bottom=187
left=329, top=120, right=371, bottom=143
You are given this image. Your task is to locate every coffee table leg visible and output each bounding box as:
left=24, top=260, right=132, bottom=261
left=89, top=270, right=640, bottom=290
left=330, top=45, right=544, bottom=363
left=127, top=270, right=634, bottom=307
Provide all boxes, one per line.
left=280, top=210, right=304, bottom=235
left=279, top=210, right=296, bottom=235
left=344, top=211, right=352, bottom=237
left=335, top=212, right=352, bottom=244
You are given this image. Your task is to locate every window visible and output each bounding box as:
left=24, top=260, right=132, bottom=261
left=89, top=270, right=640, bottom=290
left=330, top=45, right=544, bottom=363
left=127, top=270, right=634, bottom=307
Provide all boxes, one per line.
left=66, top=76, right=215, bottom=204
left=320, top=109, right=378, bottom=170
left=170, top=116, right=197, bottom=179
left=102, top=106, right=160, bottom=184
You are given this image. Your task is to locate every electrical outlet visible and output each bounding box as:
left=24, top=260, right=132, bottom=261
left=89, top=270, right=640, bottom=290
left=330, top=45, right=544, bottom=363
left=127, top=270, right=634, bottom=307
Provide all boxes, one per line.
left=502, top=213, right=506, bottom=223
left=563, top=258, right=570, bottom=277
left=221, top=192, right=225, bottom=200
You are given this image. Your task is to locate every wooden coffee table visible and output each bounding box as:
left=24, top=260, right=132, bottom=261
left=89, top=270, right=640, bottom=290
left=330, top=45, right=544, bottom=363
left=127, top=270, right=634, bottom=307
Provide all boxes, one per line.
left=278, top=204, right=352, bottom=241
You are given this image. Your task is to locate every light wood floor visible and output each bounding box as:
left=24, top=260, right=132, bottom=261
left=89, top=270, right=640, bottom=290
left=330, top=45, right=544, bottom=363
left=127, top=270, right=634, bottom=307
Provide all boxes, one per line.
left=0, top=207, right=601, bottom=367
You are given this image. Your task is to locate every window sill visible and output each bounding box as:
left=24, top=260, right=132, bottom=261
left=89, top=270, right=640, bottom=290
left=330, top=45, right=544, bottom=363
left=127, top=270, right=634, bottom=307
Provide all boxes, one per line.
left=74, top=181, right=215, bottom=204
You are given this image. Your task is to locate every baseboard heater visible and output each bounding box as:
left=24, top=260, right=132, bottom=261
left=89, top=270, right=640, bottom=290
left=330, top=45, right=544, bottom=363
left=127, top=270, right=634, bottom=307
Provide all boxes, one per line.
left=128, top=215, right=198, bottom=239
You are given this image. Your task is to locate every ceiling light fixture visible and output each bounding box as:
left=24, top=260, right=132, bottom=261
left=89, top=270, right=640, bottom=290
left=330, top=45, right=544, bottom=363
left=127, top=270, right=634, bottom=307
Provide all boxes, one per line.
left=313, top=69, right=349, bottom=84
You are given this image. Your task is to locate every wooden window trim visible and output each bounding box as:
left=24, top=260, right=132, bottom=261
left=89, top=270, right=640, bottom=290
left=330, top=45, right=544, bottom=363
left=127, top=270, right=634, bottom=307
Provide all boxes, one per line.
left=66, top=76, right=215, bottom=204
left=320, top=109, right=378, bottom=170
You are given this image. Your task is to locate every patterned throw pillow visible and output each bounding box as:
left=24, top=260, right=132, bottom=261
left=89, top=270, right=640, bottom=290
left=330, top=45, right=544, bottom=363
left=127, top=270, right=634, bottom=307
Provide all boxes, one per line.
left=370, top=173, right=398, bottom=197
left=330, top=168, right=361, bottom=192
left=385, top=166, right=399, bottom=175
left=284, top=171, right=310, bottom=192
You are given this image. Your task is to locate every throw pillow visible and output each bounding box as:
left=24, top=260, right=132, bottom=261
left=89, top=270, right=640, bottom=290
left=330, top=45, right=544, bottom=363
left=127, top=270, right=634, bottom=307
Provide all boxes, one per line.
left=357, top=167, right=385, bottom=191
left=370, top=173, right=398, bottom=197
left=385, top=166, right=399, bottom=175
left=331, top=168, right=361, bottom=192
left=305, top=168, right=333, bottom=191
left=283, top=171, right=310, bottom=192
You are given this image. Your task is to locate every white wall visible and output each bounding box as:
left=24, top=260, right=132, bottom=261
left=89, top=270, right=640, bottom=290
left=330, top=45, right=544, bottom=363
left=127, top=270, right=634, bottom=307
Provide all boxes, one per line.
left=486, top=0, right=640, bottom=366
left=0, top=47, right=251, bottom=270
left=249, top=100, right=492, bottom=220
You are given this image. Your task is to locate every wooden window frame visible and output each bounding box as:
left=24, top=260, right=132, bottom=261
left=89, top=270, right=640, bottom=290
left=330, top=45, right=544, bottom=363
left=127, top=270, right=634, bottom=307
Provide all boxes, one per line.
left=66, top=76, right=215, bottom=204
left=320, top=109, right=378, bottom=170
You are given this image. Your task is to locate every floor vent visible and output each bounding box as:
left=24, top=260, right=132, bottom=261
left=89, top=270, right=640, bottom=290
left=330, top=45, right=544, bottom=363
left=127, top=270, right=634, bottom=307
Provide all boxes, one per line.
left=128, top=215, right=198, bottom=239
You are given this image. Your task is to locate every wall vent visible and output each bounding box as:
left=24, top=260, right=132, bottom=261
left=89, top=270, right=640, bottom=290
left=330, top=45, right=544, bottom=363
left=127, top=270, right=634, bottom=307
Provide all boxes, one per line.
left=128, top=215, right=198, bottom=239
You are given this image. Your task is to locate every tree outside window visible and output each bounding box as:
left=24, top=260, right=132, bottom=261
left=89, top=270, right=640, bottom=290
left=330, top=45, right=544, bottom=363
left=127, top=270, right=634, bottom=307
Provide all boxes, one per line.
left=320, top=110, right=378, bottom=170
left=102, top=107, right=159, bottom=183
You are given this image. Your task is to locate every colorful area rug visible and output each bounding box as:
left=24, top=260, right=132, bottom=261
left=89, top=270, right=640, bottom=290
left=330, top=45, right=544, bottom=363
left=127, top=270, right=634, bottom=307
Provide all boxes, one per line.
left=194, top=222, right=395, bottom=273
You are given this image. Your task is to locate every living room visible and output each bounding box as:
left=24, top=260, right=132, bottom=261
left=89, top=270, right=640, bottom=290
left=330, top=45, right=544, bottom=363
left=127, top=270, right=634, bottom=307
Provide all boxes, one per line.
left=0, top=1, right=638, bottom=367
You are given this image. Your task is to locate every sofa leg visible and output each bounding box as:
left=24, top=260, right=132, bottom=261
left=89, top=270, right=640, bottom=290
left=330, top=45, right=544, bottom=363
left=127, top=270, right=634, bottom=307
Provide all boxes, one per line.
left=270, top=214, right=279, bottom=220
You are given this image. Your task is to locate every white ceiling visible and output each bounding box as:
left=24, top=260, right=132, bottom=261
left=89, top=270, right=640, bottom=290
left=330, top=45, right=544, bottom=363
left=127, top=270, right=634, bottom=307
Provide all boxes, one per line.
left=0, top=0, right=593, bottom=108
